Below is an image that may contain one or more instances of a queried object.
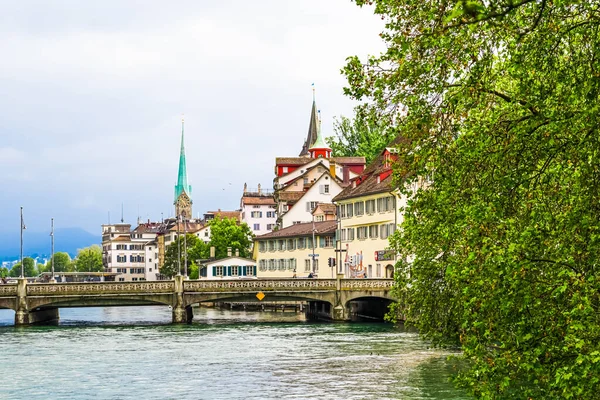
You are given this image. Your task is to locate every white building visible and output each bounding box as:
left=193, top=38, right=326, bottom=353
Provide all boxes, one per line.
left=240, top=184, right=277, bottom=236
left=204, top=253, right=257, bottom=279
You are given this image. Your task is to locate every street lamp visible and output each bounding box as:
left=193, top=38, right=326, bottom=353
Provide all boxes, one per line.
left=50, top=218, right=56, bottom=283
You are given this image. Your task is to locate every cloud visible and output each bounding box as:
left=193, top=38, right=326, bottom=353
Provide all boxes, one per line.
left=0, top=0, right=385, bottom=233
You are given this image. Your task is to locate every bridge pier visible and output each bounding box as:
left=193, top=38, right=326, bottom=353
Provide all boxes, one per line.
left=15, top=278, right=60, bottom=325
left=172, top=275, right=192, bottom=323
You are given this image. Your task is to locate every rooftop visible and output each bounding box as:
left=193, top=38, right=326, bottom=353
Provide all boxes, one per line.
left=256, top=220, right=337, bottom=239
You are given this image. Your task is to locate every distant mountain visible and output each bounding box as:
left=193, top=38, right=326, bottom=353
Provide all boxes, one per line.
left=0, top=228, right=99, bottom=261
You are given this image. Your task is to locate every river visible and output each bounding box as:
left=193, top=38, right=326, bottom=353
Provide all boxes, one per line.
left=0, top=307, right=469, bottom=399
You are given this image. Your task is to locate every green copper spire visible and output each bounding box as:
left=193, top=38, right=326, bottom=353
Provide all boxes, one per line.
left=309, top=110, right=330, bottom=150
left=174, top=117, right=192, bottom=203
left=299, top=85, right=319, bottom=156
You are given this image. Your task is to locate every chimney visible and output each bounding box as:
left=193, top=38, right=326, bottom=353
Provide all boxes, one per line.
left=244, top=182, right=247, bottom=193
left=227, top=247, right=232, bottom=257
left=329, top=161, right=336, bottom=180
left=210, top=246, right=216, bottom=259
left=235, top=248, right=239, bottom=257
left=258, top=183, right=261, bottom=195
left=343, top=166, right=350, bottom=184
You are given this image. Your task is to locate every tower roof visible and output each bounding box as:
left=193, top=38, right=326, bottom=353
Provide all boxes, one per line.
left=299, top=90, right=319, bottom=156
left=174, top=118, right=192, bottom=202
left=309, top=110, right=331, bottom=152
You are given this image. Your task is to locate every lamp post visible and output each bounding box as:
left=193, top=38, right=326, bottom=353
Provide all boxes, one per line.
left=20, top=206, right=24, bottom=278
left=50, top=218, right=56, bottom=283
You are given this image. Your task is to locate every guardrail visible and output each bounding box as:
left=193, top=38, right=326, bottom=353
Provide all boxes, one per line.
left=184, top=279, right=337, bottom=292
left=26, top=281, right=175, bottom=296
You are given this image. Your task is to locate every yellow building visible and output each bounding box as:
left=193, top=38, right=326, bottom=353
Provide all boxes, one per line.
left=254, top=221, right=337, bottom=278
left=333, top=143, right=407, bottom=279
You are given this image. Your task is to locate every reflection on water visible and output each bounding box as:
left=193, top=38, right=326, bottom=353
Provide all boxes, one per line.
left=0, top=307, right=470, bottom=399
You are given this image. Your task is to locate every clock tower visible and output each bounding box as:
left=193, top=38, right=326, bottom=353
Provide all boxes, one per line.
left=174, top=117, right=192, bottom=219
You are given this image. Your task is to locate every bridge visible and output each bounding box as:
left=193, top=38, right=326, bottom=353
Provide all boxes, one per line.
left=0, top=275, right=395, bottom=325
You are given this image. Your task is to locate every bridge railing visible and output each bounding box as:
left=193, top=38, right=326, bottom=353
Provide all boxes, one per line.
left=340, top=279, right=394, bottom=290
left=0, top=284, right=17, bottom=296
left=184, top=279, right=337, bottom=292
left=26, top=281, right=175, bottom=296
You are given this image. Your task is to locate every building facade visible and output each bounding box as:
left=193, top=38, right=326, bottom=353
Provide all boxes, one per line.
left=333, top=144, right=407, bottom=279
left=254, top=221, right=337, bottom=278
left=240, top=183, right=276, bottom=236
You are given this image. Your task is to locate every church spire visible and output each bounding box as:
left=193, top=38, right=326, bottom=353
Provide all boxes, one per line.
left=309, top=109, right=332, bottom=159
left=174, top=116, right=192, bottom=205
left=299, top=84, right=319, bottom=156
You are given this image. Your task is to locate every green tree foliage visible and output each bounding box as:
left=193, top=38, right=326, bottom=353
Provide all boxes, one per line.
left=326, top=107, right=397, bottom=163
left=346, top=1, right=600, bottom=398
left=45, top=252, right=73, bottom=273
left=0, top=267, right=8, bottom=278
left=208, top=216, right=254, bottom=259
left=9, top=257, right=37, bottom=277
left=74, top=245, right=104, bottom=272
left=162, top=234, right=207, bottom=278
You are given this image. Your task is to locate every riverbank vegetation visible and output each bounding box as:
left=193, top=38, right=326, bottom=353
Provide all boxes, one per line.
left=345, top=0, right=600, bottom=398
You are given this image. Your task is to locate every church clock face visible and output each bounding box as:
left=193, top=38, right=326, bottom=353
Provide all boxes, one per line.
left=176, top=193, right=192, bottom=219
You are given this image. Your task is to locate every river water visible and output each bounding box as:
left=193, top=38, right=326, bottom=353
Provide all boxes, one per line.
left=0, top=307, right=469, bottom=399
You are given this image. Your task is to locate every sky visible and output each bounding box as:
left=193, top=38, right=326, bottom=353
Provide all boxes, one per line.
left=0, top=0, right=385, bottom=235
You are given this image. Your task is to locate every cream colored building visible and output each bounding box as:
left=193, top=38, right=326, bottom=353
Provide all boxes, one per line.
left=333, top=144, right=408, bottom=279
left=254, top=221, right=337, bottom=278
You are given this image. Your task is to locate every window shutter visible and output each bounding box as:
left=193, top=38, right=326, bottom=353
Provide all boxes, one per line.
left=212, top=266, right=216, bottom=277
left=319, top=236, right=325, bottom=248
left=242, top=265, right=247, bottom=276
left=306, top=202, right=310, bottom=212
left=319, top=185, right=324, bottom=194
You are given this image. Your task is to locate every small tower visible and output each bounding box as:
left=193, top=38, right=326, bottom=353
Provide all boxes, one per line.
left=299, top=85, right=319, bottom=156
left=174, top=117, right=192, bottom=219
left=308, top=110, right=332, bottom=159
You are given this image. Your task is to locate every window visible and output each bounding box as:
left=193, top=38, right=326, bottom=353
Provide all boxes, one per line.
left=259, top=260, right=267, bottom=271
left=287, top=239, right=295, bottom=250
left=246, top=266, right=256, bottom=276
left=315, top=215, right=324, bottom=222
left=277, top=240, right=286, bottom=251
left=297, top=237, right=306, bottom=249
left=366, top=199, right=376, bottom=214
left=314, top=259, right=319, bottom=272
left=251, top=211, right=262, bottom=218
left=253, top=205, right=260, bottom=209
left=117, top=255, right=126, bottom=263
left=324, top=236, right=334, bottom=247
left=268, top=240, right=275, bottom=251
left=357, top=226, right=369, bottom=240
left=266, top=211, right=276, bottom=218
left=278, top=259, right=287, bottom=271
left=215, top=266, right=224, bottom=276
left=116, top=244, right=127, bottom=250
left=306, top=201, right=318, bottom=212
left=306, top=237, right=314, bottom=249
left=324, top=184, right=329, bottom=194
left=380, top=224, right=389, bottom=239
left=339, top=205, right=346, bottom=218
left=319, top=184, right=330, bottom=194
left=119, top=278, right=125, bottom=282
left=267, top=224, right=275, bottom=230
left=132, top=277, right=138, bottom=281
left=347, top=203, right=354, bottom=217
left=304, top=259, right=311, bottom=272
left=268, top=259, right=276, bottom=271
left=231, top=266, right=239, bottom=276
left=340, top=229, right=347, bottom=241
left=369, top=225, right=378, bottom=238
left=355, top=202, right=364, bottom=216
left=376, top=263, right=382, bottom=278
left=377, top=196, right=394, bottom=213
left=148, top=258, right=152, bottom=263
left=259, top=242, right=266, bottom=252
left=303, top=177, right=309, bottom=185
left=283, top=166, right=289, bottom=173
left=288, top=258, right=296, bottom=271
left=253, top=223, right=260, bottom=231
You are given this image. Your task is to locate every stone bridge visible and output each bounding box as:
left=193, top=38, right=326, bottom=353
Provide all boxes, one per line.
left=0, top=275, right=395, bottom=325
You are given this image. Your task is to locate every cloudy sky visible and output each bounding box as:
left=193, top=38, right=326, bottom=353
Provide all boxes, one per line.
left=0, top=0, right=384, bottom=235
